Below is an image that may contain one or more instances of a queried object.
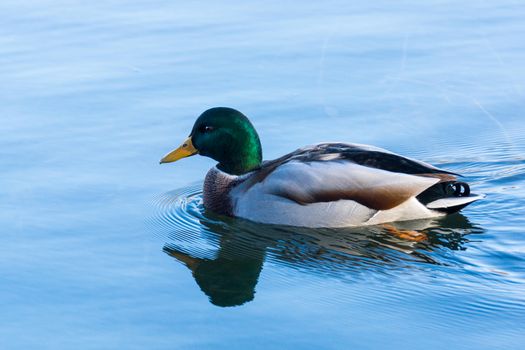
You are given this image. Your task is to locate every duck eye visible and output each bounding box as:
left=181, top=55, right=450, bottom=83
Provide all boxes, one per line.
left=200, top=125, right=214, bottom=133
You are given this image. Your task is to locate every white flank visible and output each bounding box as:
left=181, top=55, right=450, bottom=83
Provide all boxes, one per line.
left=230, top=161, right=441, bottom=228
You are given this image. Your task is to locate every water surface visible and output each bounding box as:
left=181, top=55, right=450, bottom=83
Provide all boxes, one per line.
left=1, top=0, right=524, bottom=349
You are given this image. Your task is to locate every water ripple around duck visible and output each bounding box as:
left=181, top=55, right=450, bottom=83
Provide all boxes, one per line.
left=147, top=134, right=525, bottom=312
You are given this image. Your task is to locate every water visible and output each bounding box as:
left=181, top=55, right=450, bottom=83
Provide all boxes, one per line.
left=1, top=0, right=524, bottom=348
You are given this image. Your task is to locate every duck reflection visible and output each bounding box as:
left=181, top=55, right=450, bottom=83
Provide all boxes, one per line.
left=164, top=233, right=265, bottom=307
left=163, top=213, right=480, bottom=307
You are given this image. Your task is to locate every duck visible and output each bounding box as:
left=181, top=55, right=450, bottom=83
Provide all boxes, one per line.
left=160, top=107, right=483, bottom=228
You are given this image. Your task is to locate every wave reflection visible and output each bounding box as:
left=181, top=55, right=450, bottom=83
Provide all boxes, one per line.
left=148, top=184, right=483, bottom=307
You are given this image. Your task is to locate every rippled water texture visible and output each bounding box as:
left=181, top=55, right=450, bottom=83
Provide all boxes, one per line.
left=1, top=0, right=525, bottom=349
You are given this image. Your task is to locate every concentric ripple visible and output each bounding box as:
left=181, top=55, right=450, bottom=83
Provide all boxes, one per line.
left=148, top=184, right=490, bottom=279
left=147, top=135, right=525, bottom=310
left=148, top=182, right=204, bottom=234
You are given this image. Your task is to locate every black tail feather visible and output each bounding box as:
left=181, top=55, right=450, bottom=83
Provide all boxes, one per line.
left=417, top=181, right=471, bottom=206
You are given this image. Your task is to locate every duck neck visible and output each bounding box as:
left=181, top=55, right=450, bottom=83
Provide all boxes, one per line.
left=217, top=141, right=262, bottom=175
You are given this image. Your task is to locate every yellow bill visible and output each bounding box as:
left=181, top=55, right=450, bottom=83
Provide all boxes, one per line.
left=160, top=137, right=198, bottom=164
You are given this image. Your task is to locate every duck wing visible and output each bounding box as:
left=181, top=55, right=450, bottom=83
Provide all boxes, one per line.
left=277, top=142, right=457, bottom=177
left=240, top=143, right=452, bottom=211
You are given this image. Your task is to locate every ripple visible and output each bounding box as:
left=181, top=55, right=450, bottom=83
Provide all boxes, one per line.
left=147, top=128, right=525, bottom=308
left=146, top=128, right=525, bottom=311
left=147, top=183, right=497, bottom=307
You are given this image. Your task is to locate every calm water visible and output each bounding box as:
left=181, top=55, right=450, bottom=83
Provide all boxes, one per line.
left=1, top=0, right=524, bottom=349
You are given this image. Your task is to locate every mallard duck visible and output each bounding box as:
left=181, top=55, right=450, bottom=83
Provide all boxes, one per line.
left=160, top=107, right=483, bottom=228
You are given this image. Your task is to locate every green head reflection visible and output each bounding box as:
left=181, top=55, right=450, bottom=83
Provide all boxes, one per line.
left=164, top=245, right=264, bottom=307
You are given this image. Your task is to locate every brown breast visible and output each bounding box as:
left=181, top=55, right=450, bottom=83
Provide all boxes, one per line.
left=203, top=168, right=242, bottom=216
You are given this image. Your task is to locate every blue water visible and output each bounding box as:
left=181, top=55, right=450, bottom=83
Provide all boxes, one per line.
left=1, top=0, right=524, bottom=349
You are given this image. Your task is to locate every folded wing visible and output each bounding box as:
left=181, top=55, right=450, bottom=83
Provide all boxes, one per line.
left=259, top=160, right=441, bottom=210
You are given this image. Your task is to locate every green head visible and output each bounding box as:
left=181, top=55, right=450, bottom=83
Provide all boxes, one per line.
left=160, top=107, right=263, bottom=175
